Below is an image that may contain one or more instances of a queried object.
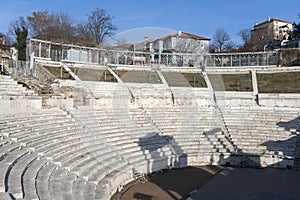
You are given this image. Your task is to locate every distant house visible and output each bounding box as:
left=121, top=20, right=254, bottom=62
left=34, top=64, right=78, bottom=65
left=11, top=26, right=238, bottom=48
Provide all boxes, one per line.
left=145, top=31, right=210, bottom=54
left=0, top=38, right=9, bottom=58
left=0, top=36, right=12, bottom=73
left=111, top=31, right=210, bottom=66
left=144, top=31, right=210, bottom=66
left=113, top=43, right=133, bottom=51
left=251, top=17, right=292, bottom=51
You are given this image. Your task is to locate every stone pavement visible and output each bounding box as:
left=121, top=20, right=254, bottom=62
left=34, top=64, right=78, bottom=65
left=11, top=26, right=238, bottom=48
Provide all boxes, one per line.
left=189, top=167, right=300, bottom=200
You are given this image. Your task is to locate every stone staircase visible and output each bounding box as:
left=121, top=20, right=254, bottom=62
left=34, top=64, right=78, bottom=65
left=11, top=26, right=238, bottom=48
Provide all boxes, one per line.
left=0, top=75, right=42, bottom=114
left=132, top=168, right=147, bottom=183
left=0, top=75, right=40, bottom=99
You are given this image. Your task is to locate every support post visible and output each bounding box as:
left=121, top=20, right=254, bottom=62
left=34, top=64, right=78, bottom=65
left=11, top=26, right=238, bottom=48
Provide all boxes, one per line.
left=251, top=69, right=259, bottom=105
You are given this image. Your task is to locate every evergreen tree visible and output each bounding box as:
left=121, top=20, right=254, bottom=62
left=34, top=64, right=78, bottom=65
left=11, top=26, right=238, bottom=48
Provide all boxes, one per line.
left=292, top=22, right=300, bottom=39
left=15, top=26, right=28, bottom=61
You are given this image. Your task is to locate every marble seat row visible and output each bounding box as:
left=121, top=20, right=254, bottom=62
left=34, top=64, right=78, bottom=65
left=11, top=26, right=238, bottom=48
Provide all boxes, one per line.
left=0, top=75, right=40, bottom=101
left=222, top=107, right=299, bottom=167
left=0, top=138, right=62, bottom=199
left=2, top=73, right=298, bottom=199
left=144, top=105, right=235, bottom=165
left=0, top=107, right=133, bottom=199
left=71, top=106, right=176, bottom=174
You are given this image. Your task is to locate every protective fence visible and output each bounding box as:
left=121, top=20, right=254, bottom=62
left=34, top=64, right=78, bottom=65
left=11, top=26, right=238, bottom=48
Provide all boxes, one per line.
left=205, top=51, right=279, bottom=67
left=27, top=39, right=207, bottom=68
left=7, top=60, right=35, bottom=79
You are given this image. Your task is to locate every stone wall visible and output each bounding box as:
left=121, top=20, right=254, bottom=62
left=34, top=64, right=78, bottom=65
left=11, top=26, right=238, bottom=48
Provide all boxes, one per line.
left=279, top=48, right=300, bottom=66
left=259, top=93, right=300, bottom=107
left=0, top=99, right=42, bottom=115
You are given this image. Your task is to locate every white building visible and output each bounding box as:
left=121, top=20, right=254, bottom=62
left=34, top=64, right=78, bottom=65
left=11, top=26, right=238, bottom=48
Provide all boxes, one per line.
left=251, top=17, right=293, bottom=51
left=145, top=31, right=210, bottom=66
left=146, top=31, right=210, bottom=54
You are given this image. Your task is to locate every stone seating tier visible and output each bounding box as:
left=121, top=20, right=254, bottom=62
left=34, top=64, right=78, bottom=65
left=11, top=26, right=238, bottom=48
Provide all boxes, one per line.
left=222, top=107, right=299, bottom=166
left=0, top=75, right=40, bottom=101
left=1, top=72, right=299, bottom=199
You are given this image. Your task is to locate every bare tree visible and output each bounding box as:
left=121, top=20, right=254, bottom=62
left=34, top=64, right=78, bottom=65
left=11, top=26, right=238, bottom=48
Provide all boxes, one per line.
left=212, top=28, right=230, bottom=51
left=7, top=8, right=116, bottom=46
left=237, top=28, right=253, bottom=51
left=237, top=28, right=251, bottom=45
left=77, top=8, right=117, bottom=45
left=224, top=40, right=237, bottom=50
left=26, top=10, right=76, bottom=42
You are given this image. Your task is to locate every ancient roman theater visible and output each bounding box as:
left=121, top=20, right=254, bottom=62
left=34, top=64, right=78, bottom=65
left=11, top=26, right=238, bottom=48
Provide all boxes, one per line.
left=0, top=39, right=299, bottom=200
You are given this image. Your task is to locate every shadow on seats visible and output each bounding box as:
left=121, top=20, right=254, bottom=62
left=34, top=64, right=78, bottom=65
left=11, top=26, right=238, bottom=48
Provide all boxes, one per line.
left=136, top=132, right=187, bottom=172
left=220, top=115, right=300, bottom=169
left=134, top=132, right=187, bottom=199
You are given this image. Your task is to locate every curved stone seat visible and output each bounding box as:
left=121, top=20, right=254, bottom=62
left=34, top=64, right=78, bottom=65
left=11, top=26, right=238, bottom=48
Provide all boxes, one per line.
left=48, top=168, right=77, bottom=200
left=70, top=156, right=99, bottom=179
left=0, top=140, right=19, bottom=155
left=96, top=163, right=138, bottom=200
left=50, top=144, right=88, bottom=167
left=0, top=147, right=29, bottom=195
left=0, top=114, right=72, bottom=140
left=222, top=107, right=299, bottom=167
left=36, top=163, right=57, bottom=199
left=0, top=192, right=11, bottom=200
left=87, top=160, right=129, bottom=185
left=0, top=76, right=39, bottom=99
left=28, top=127, right=80, bottom=147
left=7, top=153, right=38, bottom=199
left=72, top=179, right=86, bottom=200
left=22, top=157, right=48, bottom=200
left=24, top=132, right=81, bottom=155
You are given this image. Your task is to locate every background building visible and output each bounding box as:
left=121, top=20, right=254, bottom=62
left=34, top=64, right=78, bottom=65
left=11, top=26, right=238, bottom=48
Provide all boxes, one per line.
left=251, top=17, right=292, bottom=51
left=145, top=31, right=210, bottom=54
left=145, top=31, right=210, bottom=66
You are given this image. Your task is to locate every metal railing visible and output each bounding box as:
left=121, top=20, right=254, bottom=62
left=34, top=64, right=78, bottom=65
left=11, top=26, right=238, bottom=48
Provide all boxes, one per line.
left=7, top=60, right=35, bottom=79
left=27, top=38, right=206, bottom=68
left=205, top=51, right=279, bottom=67
left=27, top=39, right=280, bottom=69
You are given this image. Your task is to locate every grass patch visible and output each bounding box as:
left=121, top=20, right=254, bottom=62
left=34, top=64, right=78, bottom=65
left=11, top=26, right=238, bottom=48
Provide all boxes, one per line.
left=221, top=74, right=252, bottom=91
left=116, top=70, right=162, bottom=84
left=44, top=66, right=74, bottom=80
left=257, top=72, right=300, bottom=93
left=70, top=67, right=117, bottom=82
left=181, top=73, right=207, bottom=87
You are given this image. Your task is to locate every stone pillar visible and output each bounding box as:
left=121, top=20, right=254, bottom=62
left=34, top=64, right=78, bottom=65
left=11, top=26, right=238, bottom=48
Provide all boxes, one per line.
left=48, top=44, right=51, bottom=58
left=251, top=69, right=259, bottom=105
left=38, top=43, right=42, bottom=57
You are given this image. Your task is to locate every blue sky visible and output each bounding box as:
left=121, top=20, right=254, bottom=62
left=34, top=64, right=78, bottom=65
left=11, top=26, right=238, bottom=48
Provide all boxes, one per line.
left=0, top=0, right=299, bottom=44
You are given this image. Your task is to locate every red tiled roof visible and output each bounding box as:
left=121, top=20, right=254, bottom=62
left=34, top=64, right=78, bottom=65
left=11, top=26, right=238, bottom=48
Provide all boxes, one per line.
left=254, top=18, right=292, bottom=27
left=118, top=43, right=132, bottom=48
left=113, top=43, right=133, bottom=49
left=181, top=32, right=211, bottom=40
left=155, top=31, right=210, bottom=42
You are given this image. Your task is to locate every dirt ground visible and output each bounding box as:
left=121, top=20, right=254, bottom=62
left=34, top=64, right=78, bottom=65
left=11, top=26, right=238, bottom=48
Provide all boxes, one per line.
left=112, top=165, right=223, bottom=200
